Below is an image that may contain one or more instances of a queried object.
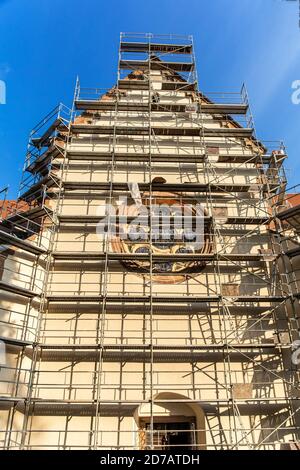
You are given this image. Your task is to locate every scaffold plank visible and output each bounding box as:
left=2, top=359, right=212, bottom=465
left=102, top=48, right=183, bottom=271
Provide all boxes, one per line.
left=0, top=229, right=45, bottom=255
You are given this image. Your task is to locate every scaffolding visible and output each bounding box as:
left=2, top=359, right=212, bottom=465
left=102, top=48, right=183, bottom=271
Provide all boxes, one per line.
left=0, top=32, right=299, bottom=450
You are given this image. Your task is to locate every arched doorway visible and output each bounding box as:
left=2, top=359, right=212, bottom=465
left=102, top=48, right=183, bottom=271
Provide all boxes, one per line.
left=134, top=392, right=206, bottom=450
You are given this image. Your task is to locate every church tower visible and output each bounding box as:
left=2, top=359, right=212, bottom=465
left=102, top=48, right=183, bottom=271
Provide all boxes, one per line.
left=0, top=33, right=299, bottom=450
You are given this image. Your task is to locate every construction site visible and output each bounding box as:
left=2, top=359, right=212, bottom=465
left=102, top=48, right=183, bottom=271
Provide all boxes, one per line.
left=0, top=32, right=300, bottom=450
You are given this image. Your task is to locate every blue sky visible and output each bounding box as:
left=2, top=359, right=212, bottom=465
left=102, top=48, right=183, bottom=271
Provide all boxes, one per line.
left=0, top=0, right=299, bottom=197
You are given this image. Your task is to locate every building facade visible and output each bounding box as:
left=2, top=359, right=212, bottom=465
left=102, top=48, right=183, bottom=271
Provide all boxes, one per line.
left=0, top=33, right=299, bottom=450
